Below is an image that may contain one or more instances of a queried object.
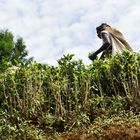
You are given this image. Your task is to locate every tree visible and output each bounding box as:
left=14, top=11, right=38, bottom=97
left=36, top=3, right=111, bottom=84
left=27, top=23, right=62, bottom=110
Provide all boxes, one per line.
left=0, top=29, right=32, bottom=65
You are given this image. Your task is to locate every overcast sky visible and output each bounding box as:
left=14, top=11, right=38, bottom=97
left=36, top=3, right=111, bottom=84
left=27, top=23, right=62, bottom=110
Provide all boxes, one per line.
left=0, top=0, right=140, bottom=65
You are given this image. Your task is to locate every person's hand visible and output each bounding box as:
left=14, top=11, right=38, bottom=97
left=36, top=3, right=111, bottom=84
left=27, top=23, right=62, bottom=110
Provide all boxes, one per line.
left=88, top=52, right=97, bottom=61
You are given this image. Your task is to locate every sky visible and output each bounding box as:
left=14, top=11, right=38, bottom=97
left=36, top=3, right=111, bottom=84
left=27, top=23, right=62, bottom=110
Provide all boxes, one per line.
left=0, top=0, right=140, bottom=65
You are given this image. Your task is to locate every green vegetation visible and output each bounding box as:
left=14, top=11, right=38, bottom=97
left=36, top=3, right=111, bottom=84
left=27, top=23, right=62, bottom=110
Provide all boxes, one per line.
left=0, top=29, right=140, bottom=139
left=0, top=48, right=140, bottom=139
left=0, top=29, right=32, bottom=68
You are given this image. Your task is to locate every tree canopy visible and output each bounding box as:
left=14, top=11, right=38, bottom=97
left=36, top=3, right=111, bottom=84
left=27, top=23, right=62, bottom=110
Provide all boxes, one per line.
left=0, top=29, right=32, bottom=65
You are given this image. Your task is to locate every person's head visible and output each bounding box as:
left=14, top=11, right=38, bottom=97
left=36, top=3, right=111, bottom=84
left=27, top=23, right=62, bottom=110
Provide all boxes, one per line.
left=96, top=23, right=111, bottom=38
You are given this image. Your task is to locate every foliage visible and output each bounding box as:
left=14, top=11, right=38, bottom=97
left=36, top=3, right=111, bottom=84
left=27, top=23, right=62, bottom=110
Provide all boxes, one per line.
left=0, top=51, right=139, bottom=139
left=0, top=29, right=32, bottom=68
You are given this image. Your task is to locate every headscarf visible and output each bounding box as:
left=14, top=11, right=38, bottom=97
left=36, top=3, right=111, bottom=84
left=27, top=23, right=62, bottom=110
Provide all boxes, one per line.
left=105, top=26, right=133, bottom=51
left=97, top=23, right=133, bottom=55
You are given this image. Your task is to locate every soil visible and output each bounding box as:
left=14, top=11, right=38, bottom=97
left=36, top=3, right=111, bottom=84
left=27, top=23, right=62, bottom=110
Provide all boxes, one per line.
left=56, top=123, right=140, bottom=140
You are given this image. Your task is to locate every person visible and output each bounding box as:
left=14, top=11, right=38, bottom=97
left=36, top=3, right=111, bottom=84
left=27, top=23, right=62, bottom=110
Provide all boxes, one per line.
left=89, top=23, right=133, bottom=60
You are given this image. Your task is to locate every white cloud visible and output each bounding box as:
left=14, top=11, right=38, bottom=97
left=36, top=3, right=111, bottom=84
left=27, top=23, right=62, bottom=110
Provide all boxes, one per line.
left=0, top=0, right=140, bottom=66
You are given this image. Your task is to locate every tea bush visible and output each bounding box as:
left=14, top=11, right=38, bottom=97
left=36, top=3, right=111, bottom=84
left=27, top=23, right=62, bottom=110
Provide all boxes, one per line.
left=0, top=51, right=139, bottom=139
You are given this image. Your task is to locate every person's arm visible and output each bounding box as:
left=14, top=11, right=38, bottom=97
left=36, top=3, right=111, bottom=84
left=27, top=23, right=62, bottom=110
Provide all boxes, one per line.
left=89, top=32, right=111, bottom=60
left=94, top=32, right=111, bottom=55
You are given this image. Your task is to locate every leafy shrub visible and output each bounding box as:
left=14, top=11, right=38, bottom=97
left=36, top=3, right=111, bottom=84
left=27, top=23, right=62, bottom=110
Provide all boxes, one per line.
left=0, top=51, right=139, bottom=138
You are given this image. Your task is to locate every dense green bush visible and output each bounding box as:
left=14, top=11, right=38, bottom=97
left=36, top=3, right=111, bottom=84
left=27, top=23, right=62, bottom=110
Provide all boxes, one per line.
left=0, top=51, right=139, bottom=139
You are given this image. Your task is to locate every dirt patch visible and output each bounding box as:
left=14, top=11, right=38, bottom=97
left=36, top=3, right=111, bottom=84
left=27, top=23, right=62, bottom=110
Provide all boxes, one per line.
left=103, top=124, right=140, bottom=140
left=56, top=123, right=140, bottom=140
left=56, top=133, right=96, bottom=140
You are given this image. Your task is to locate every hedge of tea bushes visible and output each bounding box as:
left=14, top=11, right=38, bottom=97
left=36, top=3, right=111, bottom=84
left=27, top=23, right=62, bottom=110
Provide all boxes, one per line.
left=0, top=51, right=139, bottom=138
